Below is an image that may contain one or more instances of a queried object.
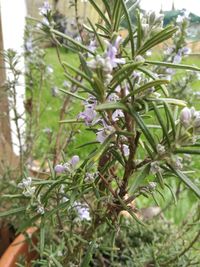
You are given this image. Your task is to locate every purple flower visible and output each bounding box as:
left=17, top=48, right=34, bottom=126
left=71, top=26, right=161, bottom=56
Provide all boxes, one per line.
left=108, top=93, right=119, bottom=102
left=173, top=53, right=182, bottom=64
left=88, top=40, right=96, bottom=53
left=96, top=125, right=115, bottom=143
left=76, top=204, right=91, bottom=221
left=87, top=36, right=125, bottom=73
left=180, top=107, right=192, bottom=128
left=39, top=1, right=51, bottom=16
left=112, top=109, right=124, bottom=122
left=122, top=144, right=130, bottom=157
left=181, top=47, right=191, bottom=56
left=54, top=164, right=66, bottom=174
left=70, top=155, right=80, bottom=167
left=78, top=105, right=97, bottom=126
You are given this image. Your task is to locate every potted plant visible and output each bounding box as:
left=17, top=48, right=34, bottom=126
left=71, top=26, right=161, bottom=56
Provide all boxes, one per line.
left=0, top=1, right=200, bottom=266
left=0, top=227, right=37, bottom=267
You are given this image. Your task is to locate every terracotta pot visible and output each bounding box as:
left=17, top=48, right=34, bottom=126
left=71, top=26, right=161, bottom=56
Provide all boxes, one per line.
left=0, top=227, right=38, bottom=267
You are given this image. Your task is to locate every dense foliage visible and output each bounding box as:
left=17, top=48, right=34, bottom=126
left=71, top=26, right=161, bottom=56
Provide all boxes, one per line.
left=0, top=1, right=200, bottom=266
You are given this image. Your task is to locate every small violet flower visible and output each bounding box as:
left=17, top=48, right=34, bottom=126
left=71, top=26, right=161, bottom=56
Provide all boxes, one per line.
left=96, top=125, right=115, bottom=143
left=87, top=36, right=125, bottom=74
left=76, top=204, right=91, bottom=221
left=18, top=177, right=36, bottom=197
left=112, top=109, right=124, bottom=122
left=70, top=155, right=80, bottom=168
left=104, top=36, right=126, bottom=68
left=180, top=107, right=192, bottom=128
left=39, top=1, right=51, bottom=16
left=54, top=164, right=66, bottom=174
left=122, top=144, right=130, bottom=157
left=18, top=177, right=32, bottom=188
left=173, top=52, right=182, bottom=64
left=55, top=155, right=80, bottom=174
left=78, top=105, right=97, bottom=126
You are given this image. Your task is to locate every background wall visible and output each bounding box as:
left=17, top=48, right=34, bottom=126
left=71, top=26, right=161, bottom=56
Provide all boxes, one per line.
left=26, top=0, right=102, bottom=23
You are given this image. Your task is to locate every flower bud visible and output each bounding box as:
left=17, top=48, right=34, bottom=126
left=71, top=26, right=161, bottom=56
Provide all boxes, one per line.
left=157, top=144, right=165, bottom=155
left=54, top=164, right=65, bottom=174
left=180, top=107, right=192, bottom=128
left=70, top=155, right=80, bottom=167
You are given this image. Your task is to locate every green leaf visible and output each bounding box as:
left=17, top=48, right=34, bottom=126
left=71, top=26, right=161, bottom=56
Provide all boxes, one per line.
left=137, top=26, right=177, bottom=55
left=92, top=74, right=106, bottom=102
left=64, top=73, right=96, bottom=96
left=156, top=172, right=165, bottom=189
left=47, top=159, right=55, bottom=180
left=120, top=0, right=140, bottom=26
left=50, top=29, right=95, bottom=55
left=87, top=0, right=111, bottom=28
left=101, top=0, right=111, bottom=19
left=152, top=102, right=170, bottom=147
left=174, top=149, right=200, bottom=155
left=0, top=207, right=26, bottom=218
left=59, top=88, right=86, bottom=101
left=119, top=0, right=135, bottom=57
left=138, top=67, right=169, bottom=96
left=165, top=183, right=177, bottom=205
left=62, top=61, right=93, bottom=84
left=164, top=103, right=176, bottom=140
left=96, top=102, right=128, bottom=112
left=111, top=149, right=125, bottom=167
left=113, top=0, right=123, bottom=32
left=146, top=60, right=200, bottom=72
left=87, top=19, right=104, bottom=51
left=51, top=256, right=63, bottom=267
left=134, top=79, right=169, bottom=94
left=40, top=225, right=45, bottom=256
left=136, top=9, right=142, bottom=49
left=129, top=109, right=157, bottom=152
left=129, top=164, right=150, bottom=193
left=76, top=141, right=99, bottom=149
left=94, top=23, right=110, bottom=35
left=147, top=97, right=186, bottom=106
left=80, top=241, right=96, bottom=267
left=79, top=53, right=93, bottom=78
left=59, top=119, right=84, bottom=124
left=110, top=62, right=143, bottom=88
left=169, top=165, right=200, bottom=198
